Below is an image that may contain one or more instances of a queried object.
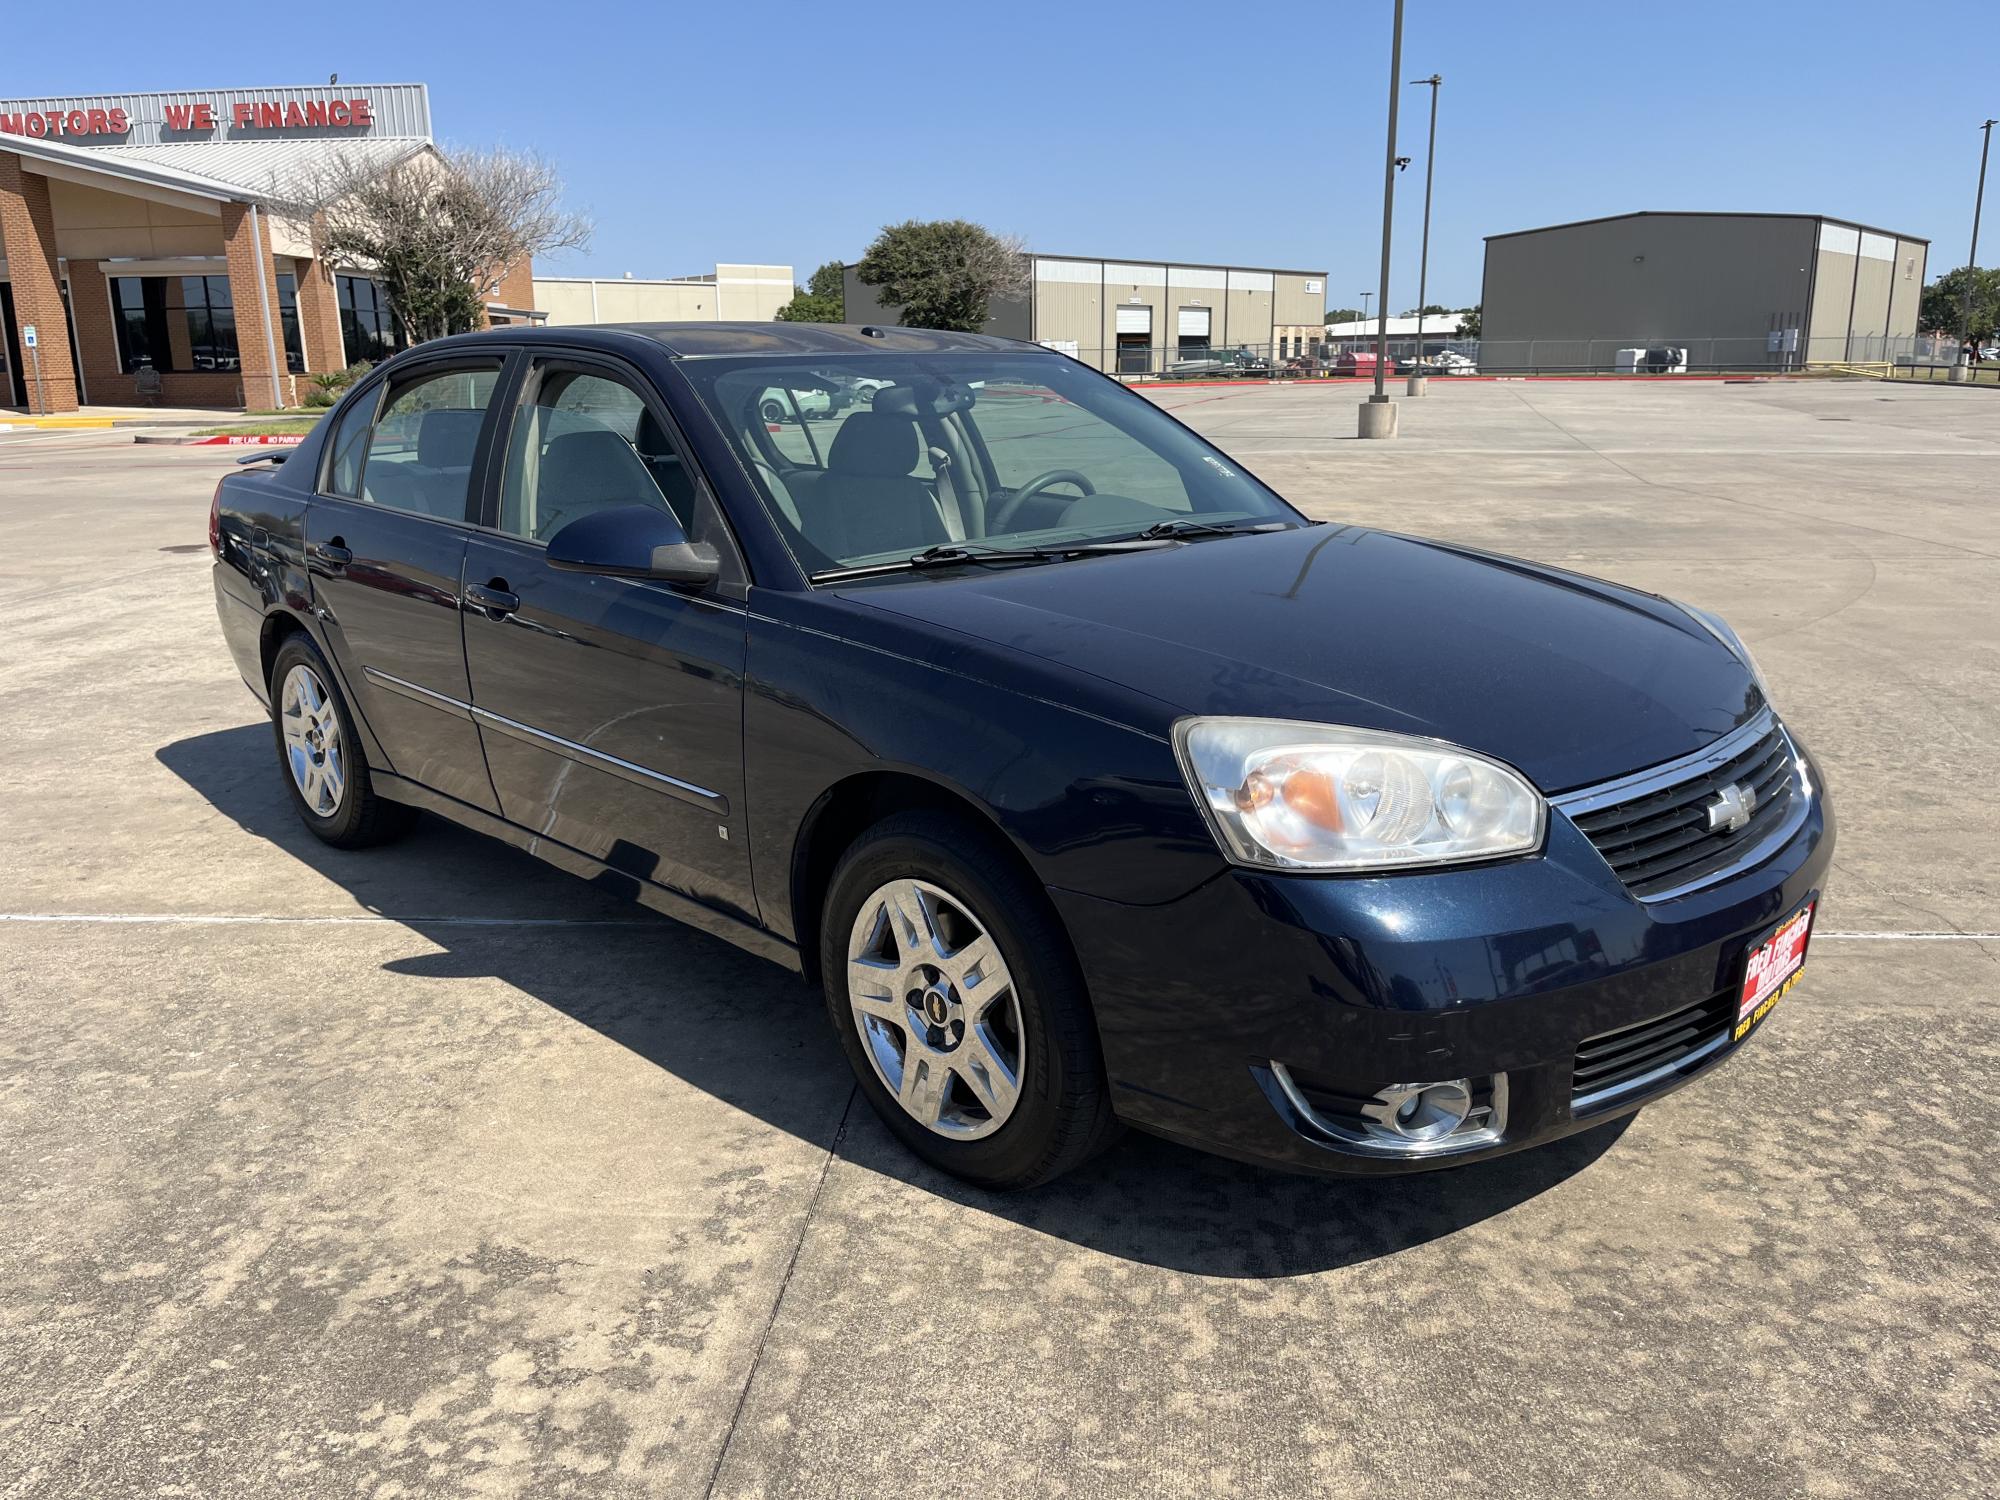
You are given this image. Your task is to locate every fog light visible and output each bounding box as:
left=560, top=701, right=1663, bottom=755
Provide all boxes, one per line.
left=1361, top=1079, right=1474, bottom=1143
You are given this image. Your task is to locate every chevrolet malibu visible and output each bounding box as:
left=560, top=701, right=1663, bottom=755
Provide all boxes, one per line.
left=210, top=323, right=1833, bottom=1189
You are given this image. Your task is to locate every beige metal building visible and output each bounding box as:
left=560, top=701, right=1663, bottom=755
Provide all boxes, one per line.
left=842, top=253, right=1327, bottom=376
left=534, top=264, right=794, bottom=326
left=1480, top=211, right=1929, bottom=372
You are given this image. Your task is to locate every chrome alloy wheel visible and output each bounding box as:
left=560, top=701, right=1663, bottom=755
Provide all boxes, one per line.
left=845, top=878, right=1025, bottom=1139
left=279, top=663, right=345, bottom=817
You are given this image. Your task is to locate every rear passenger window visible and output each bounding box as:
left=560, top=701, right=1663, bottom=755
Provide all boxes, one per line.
left=324, top=387, right=378, bottom=498
left=498, top=368, right=694, bottom=542
left=355, top=367, right=501, bottom=521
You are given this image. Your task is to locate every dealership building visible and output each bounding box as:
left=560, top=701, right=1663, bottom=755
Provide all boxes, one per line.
left=842, top=254, right=1327, bottom=375
left=0, top=83, right=535, bottom=413
left=1480, top=211, right=1930, bottom=372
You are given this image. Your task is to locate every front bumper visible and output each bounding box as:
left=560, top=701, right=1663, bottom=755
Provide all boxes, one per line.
left=1051, top=746, right=1835, bottom=1177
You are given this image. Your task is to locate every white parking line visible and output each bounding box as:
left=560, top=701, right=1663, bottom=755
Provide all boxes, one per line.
left=0, top=914, right=1991, bottom=940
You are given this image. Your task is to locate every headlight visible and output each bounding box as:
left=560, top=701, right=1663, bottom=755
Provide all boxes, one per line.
left=1676, top=600, right=1774, bottom=710
left=1173, top=718, right=1545, bottom=872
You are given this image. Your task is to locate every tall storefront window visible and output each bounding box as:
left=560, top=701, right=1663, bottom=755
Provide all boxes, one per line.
left=275, top=273, right=306, bottom=373
left=336, top=275, right=404, bottom=365
left=109, top=276, right=240, bottom=373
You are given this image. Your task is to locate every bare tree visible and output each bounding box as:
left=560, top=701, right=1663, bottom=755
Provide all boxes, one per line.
left=272, top=146, right=590, bottom=345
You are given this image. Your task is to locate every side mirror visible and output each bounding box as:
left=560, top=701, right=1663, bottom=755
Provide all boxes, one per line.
left=544, top=504, right=720, bottom=589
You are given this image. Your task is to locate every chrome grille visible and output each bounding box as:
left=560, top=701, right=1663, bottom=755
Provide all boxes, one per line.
left=1554, top=710, right=1806, bottom=902
left=1572, top=989, right=1733, bottom=1113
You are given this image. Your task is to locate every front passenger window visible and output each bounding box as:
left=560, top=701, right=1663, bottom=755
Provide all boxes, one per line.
left=499, top=369, right=692, bottom=542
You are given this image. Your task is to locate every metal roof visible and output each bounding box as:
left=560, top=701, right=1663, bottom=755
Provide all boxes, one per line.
left=95, top=137, right=432, bottom=202
left=1, top=129, right=430, bottom=206
left=0, top=131, right=246, bottom=201
left=1485, top=210, right=1929, bottom=244
left=0, top=84, right=432, bottom=147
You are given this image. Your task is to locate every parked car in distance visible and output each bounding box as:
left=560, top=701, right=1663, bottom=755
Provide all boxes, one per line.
left=1417, top=350, right=1479, bottom=375
left=758, top=384, right=832, bottom=423
left=211, top=323, right=1832, bottom=1190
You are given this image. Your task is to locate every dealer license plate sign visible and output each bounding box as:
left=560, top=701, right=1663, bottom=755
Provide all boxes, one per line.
left=1737, top=901, right=1813, bottom=1040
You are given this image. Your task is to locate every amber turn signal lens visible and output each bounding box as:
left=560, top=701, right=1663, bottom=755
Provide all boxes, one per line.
left=1282, top=767, right=1343, bottom=833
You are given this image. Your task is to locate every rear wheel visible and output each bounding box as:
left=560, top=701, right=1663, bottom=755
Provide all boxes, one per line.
left=269, top=634, right=414, bottom=848
left=821, top=812, right=1118, bottom=1189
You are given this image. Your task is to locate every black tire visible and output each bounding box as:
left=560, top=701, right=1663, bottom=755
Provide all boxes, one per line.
left=820, top=811, right=1119, bottom=1190
left=760, top=399, right=785, bottom=424
left=268, top=633, right=415, bottom=849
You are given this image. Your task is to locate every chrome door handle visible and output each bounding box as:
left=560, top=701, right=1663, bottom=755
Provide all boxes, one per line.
left=465, top=582, right=520, bottom=618
left=307, top=540, right=352, bottom=573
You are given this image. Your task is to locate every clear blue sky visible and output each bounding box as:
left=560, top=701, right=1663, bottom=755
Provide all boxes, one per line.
left=12, top=0, right=1998, bottom=311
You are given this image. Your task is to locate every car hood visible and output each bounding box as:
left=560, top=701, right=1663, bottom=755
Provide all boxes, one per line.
left=842, top=525, right=1762, bottom=793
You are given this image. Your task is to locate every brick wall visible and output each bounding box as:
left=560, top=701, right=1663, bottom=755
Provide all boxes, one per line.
left=0, top=151, right=80, bottom=411
left=485, top=256, right=537, bottom=324
left=223, top=202, right=291, bottom=409
left=293, top=256, right=347, bottom=374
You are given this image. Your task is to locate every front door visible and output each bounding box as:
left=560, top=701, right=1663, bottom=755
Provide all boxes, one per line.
left=461, top=355, right=755, bottom=921
left=1, top=283, right=25, bottom=408
left=304, top=356, right=509, bottom=814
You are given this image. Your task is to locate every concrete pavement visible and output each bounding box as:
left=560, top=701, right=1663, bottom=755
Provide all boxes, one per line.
left=0, top=379, right=1994, bottom=1497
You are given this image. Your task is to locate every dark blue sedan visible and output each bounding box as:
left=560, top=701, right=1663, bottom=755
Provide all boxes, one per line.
left=210, top=323, right=1833, bottom=1188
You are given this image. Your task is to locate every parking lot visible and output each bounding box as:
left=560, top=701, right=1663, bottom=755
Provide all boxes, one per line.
left=3, top=376, right=1995, bottom=1498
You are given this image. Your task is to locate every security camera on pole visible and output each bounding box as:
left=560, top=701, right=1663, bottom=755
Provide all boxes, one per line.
left=1359, top=0, right=1407, bottom=439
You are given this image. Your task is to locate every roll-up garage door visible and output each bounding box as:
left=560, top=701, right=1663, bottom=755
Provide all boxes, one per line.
left=1115, top=307, right=1152, bottom=335
left=1177, top=307, right=1211, bottom=338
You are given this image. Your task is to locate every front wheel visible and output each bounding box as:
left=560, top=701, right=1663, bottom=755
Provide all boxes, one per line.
left=821, top=812, right=1118, bottom=1189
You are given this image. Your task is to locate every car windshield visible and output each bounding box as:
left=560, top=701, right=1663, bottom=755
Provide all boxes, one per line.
left=676, top=350, right=1300, bottom=580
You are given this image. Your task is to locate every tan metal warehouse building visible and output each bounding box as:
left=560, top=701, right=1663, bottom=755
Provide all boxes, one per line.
left=842, top=253, right=1327, bottom=377
left=534, top=265, right=795, bottom=326
left=1480, top=211, right=1929, bottom=373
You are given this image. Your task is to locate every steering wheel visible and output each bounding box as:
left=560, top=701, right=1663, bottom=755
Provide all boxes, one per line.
left=989, top=470, right=1096, bottom=532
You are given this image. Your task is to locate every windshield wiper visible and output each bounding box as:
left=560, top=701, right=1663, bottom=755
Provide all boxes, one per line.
left=810, top=537, right=1174, bottom=583
left=1129, top=518, right=1298, bottom=541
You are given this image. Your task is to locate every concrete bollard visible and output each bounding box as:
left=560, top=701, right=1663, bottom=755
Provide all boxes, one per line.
left=1358, top=397, right=1399, bottom=438
left=1406, top=374, right=1429, bottom=397
left=1949, top=364, right=1971, bottom=383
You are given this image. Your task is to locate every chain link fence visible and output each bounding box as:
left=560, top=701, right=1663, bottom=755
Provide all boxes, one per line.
left=1042, top=333, right=1969, bottom=381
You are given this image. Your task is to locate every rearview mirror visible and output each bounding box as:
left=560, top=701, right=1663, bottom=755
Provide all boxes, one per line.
left=544, top=504, right=720, bottom=589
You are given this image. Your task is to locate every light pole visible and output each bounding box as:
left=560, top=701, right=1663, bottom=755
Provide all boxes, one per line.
left=1359, top=0, right=1406, bottom=438
left=1358, top=290, right=1373, bottom=347
left=1960, top=117, right=1997, bottom=375
left=1407, top=73, right=1442, bottom=396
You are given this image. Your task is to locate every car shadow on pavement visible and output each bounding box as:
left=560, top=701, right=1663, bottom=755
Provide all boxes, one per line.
left=159, top=723, right=1631, bottom=1279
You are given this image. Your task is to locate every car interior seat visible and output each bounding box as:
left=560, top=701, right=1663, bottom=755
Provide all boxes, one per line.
left=798, top=411, right=948, bottom=560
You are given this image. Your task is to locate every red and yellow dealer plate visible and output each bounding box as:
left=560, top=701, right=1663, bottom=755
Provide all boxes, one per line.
left=1736, top=900, right=1814, bottom=1041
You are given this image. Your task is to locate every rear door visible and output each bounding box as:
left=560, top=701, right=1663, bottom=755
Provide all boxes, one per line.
left=305, top=354, right=511, bottom=812
left=460, top=352, right=757, bottom=921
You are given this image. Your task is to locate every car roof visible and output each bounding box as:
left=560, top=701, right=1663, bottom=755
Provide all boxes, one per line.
left=410, top=322, right=1037, bottom=360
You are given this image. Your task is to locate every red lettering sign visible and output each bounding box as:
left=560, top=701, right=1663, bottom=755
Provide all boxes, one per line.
left=304, top=100, right=328, bottom=126
left=191, top=102, right=214, bottom=129
left=283, top=102, right=305, bottom=127
left=233, top=103, right=255, bottom=128
left=25, top=113, right=46, bottom=136
left=163, top=104, right=191, bottom=130
left=327, top=100, right=350, bottom=126
left=107, top=107, right=129, bottom=133
left=349, top=98, right=373, bottom=126
left=0, top=113, right=23, bottom=135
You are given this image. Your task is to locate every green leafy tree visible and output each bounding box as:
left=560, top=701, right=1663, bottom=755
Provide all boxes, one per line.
left=1920, top=266, right=2000, bottom=340
left=1401, top=303, right=1452, bottom=317
left=1324, top=307, right=1364, bottom=324
left=1455, top=304, right=1482, bottom=338
left=775, top=260, right=846, bottom=323
left=855, top=219, right=1029, bottom=332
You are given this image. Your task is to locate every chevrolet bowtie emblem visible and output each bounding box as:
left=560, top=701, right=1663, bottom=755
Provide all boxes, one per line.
left=1706, top=781, right=1757, bottom=834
